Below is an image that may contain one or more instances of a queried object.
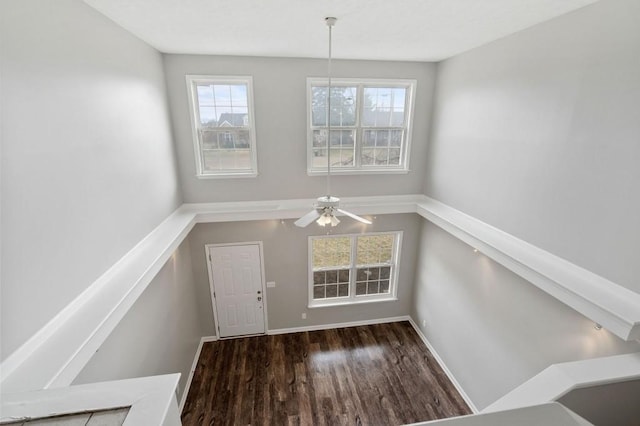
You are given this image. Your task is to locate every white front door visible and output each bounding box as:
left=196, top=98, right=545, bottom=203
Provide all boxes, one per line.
left=207, top=243, right=265, bottom=338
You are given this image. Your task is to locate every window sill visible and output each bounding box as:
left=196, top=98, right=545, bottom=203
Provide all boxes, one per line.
left=307, top=169, right=409, bottom=176
left=196, top=172, right=258, bottom=179
left=308, top=296, right=397, bottom=309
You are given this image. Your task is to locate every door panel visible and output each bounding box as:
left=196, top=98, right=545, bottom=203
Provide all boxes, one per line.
left=208, top=244, right=265, bottom=337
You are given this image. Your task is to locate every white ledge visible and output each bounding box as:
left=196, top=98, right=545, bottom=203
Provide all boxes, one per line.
left=410, top=403, right=591, bottom=426
left=1, top=374, right=180, bottom=425
left=483, top=352, right=640, bottom=413
left=415, top=196, right=640, bottom=342
left=1, top=194, right=638, bottom=394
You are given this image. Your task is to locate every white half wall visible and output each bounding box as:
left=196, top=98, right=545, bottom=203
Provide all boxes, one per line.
left=424, top=0, right=640, bottom=293
left=0, top=0, right=181, bottom=360
left=163, top=54, right=436, bottom=203
left=72, top=240, right=206, bottom=401
left=411, top=221, right=640, bottom=410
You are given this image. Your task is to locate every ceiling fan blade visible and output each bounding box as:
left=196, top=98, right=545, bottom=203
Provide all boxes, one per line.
left=337, top=208, right=372, bottom=225
left=294, top=209, right=321, bottom=227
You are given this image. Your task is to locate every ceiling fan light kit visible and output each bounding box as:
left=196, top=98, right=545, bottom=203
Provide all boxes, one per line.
left=294, top=17, right=372, bottom=229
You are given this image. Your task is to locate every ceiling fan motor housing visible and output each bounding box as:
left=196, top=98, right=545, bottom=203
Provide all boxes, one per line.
left=316, top=196, right=340, bottom=209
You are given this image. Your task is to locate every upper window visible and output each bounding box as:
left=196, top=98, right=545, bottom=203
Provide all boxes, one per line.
left=186, top=75, right=257, bottom=178
left=307, top=78, right=416, bottom=175
left=309, top=232, right=402, bottom=307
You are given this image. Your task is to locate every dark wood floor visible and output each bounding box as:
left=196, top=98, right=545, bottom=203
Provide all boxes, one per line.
left=181, top=321, right=471, bottom=425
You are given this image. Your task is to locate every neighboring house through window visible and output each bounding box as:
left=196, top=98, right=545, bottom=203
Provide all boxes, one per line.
left=186, top=75, right=257, bottom=177
left=307, top=78, right=416, bottom=174
left=309, top=232, right=402, bottom=307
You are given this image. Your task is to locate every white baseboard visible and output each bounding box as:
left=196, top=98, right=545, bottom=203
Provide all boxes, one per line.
left=267, top=315, right=411, bottom=335
left=179, top=335, right=219, bottom=413
left=407, top=317, right=479, bottom=414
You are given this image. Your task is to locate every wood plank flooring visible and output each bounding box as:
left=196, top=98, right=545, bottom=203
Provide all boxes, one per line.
left=181, top=321, right=471, bottom=425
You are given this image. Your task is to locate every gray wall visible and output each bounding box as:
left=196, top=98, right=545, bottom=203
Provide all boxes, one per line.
left=73, top=240, right=206, bottom=400
left=424, top=0, right=640, bottom=292
left=188, top=214, right=420, bottom=335
left=414, top=0, right=640, bottom=410
left=557, top=379, right=640, bottom=426
left=0, top=0, right=182, bottom=359
left=163, top=54, right=436, bottom=203
left=412, top=221, right=640, bottom=410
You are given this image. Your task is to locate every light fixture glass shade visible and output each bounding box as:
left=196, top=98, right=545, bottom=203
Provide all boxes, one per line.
left=316, top=211, right=340, bottom=227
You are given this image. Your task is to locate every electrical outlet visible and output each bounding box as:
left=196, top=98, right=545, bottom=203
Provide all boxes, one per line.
left=422, top=319, right=426, bottom=327
left=302, top=312, right=307, bottom=319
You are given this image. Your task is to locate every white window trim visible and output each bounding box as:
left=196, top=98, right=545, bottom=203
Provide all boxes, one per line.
left=307, top=231, right=402, bottom=308
left=186, top=75, right=258, bottom=179
left=306, top=77, right=416, bottom=176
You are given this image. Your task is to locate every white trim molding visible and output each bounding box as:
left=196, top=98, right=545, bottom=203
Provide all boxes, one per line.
left=179, top=336, right=219, bottom=413
left=483, top=352, right=640, bottom=413
left=2, top=193, right=639, bottom=396
left=407, top=317, right=479, bottom=413
left=267, top=315, right=410, bottom=336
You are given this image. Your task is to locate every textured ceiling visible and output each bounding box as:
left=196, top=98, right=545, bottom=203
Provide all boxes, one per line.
left=84, top=0, right=597, bottom=61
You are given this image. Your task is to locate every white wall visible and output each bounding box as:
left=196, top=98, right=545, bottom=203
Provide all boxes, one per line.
left=188, top=214, right=421, bottom=334
left=414, top=0, right=640, bottom=410
left=412, top=221, right=640, bottom=410
left=73, top=240, right=206, bottom=400
left=0, top=0, right=182, bottom=360
left=424, top=0, right=640, bottom=293
left=557, top=379, right=640, bottom=426
left=163, top=54, right=436, bottom=202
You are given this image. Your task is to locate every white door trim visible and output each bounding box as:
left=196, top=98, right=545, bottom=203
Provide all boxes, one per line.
left=205, top=242, right=269, bottom=338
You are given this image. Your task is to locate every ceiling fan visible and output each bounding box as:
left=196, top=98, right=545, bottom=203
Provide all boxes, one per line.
left=294, top=17, right=372, bottom=228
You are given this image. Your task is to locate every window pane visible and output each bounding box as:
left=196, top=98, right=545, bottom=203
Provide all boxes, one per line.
left=361, top=130, right=403, bottom=167
left=357, top=235, right=394, bottom=265
left=312, top=268, right=349, bottom=300
left=326, top=284, right=338, bottom=298
left=355, top=266, right=390, bottom=296
left=338, top=284, right=349, bottom=297
left=230, top=85, right=248, bottom=106
left=313, top=286, right=325, bottom=299
left=311, top=86, right=357, bottom=127
left=196, top=83, right=250, bottom=127
left=363, top=87, right=406, bottom=127
left=202, top=149, right=252, bottom=171
left=196, top=85, right=214, bottom=106
left=312, top=237, right=351, bottom=268
left=311, top=130, right=355, bottom=169
left=201, top=130, right=251, bottom=150
left=199, top=107, right=216, bottom=126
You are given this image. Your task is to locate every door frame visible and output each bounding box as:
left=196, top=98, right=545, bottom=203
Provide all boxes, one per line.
left=204, top=241, right=269, bottom=338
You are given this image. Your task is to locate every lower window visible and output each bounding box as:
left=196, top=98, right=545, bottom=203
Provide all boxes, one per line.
left=309, top=232, right=401, bottom=307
